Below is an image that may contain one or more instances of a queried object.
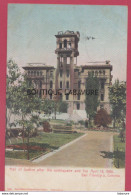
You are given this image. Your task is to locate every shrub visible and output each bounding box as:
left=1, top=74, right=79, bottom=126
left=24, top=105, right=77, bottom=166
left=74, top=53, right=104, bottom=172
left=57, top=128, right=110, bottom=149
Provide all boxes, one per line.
left=43, top=121, right=52, bottom=132
left=94, top=109, right=112, bottom=127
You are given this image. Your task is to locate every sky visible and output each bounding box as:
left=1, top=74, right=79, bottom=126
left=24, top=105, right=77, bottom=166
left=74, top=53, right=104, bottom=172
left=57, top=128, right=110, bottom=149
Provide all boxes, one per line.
left=7, top=4, right=128, bottom=82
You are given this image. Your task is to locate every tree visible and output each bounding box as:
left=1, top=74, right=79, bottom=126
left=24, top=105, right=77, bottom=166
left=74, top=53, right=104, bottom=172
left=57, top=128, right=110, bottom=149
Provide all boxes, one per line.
left=15, top=75, right=43, bottom=159
left=41, top=96, right=68, bottom=119
left=41, top=99, right=54, bottom=116
left=94, top=108, right=112, bottom=127
left=58, top=101, right=68, bottom=113
left=85, top=72, right=100, bottom=126
left=53, top=94, right=60, bottom=119
left=109, top=79, right=126, bottom=128
left=6, top=59, right=21, bottom=139
left=6, top=60, right=44, bottom=159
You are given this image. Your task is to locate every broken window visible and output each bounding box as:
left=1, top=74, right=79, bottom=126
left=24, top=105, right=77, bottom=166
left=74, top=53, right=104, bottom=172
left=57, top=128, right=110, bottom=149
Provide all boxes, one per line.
left=64, top=39, right=67, bottom=48
left=99, top=70, right=102, bottom=75
left=66, top=70, right=69, bottom=77
left=101, top=94, right=104, bottom=101
left=66, top=94, right=69, bottom=100
left=78, top=94, right=80, bottom=100
left=68, top=42, right=71, bottom=49
left=59, top=43, right=62, bottom=49
left=60, top=70, right=63, bottom=77
left=66, top=81, right=69, bottom=89
left=50, top=71, right=53, bottom=77
left=40, top=80, right=42, bottom=88
left=60, top=81, right=62, bottom=88
left=37, top=71, right=39, bottom=76
left=78, top=80, right=81, bottom=88
left=50, top=80, right=53, bottom=89
left=101, top=81, right=104, bottom=89
left=77, top=103, right=80, bottom=110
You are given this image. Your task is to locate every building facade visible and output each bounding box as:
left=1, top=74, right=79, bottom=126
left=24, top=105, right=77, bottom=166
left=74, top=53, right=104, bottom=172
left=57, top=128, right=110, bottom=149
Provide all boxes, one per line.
left=23, top=30, right=113, bottom=114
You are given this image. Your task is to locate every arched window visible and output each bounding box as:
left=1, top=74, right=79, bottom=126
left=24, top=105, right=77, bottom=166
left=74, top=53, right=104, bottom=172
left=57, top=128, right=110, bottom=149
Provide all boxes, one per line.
left=31, top=71, right=33, bottom=76
left=64, top=39, right=67, bottom=48
left=28, top=71, right=30, bottom=76
left=34, top=71, right=36, bottom=76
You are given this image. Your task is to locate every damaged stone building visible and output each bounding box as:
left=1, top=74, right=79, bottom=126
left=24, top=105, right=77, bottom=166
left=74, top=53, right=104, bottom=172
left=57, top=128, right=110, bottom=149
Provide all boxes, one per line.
left=23, top=30, right=113, bottom=114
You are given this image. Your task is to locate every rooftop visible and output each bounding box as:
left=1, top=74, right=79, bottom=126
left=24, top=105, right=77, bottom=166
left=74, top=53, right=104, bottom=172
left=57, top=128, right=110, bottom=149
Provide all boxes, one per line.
left=55, top=30, right=80, bottom=39
left=75, top=61, right=113, bottom=70
left=23, top=63, right=55, bottom=69
left=86, top=61, right=111, bottom=65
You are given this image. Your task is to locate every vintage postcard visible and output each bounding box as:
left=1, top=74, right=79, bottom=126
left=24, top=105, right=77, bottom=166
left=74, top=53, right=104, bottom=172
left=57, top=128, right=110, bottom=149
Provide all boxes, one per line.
left=1, top=1, right=129, bottom=191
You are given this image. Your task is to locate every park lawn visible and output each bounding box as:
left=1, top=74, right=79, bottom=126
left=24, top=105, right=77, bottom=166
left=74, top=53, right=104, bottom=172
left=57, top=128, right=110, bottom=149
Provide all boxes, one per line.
left=5, top=132, right=83, bottom=160
left=5, top=150, right=45, bottom=160
left=113, top=135, right=125, bottom=168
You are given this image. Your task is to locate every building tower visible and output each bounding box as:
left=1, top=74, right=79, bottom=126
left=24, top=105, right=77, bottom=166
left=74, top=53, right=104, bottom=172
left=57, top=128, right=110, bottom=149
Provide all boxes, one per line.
left=23, top=30, right=112, bottom=115
left=55, top=31, right=80, bottom=95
